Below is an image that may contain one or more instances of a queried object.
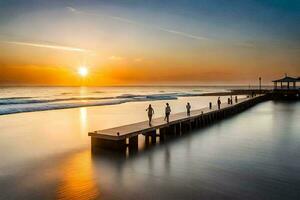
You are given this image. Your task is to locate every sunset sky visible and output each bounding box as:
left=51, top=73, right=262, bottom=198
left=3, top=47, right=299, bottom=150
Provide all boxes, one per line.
left=0, top=0, right=299, bottom=86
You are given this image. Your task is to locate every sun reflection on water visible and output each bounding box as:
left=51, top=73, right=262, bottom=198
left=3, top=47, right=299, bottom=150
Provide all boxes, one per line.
left=80, top=107, right=88, bottom=138
left=56, top=151, right=100, bottom=200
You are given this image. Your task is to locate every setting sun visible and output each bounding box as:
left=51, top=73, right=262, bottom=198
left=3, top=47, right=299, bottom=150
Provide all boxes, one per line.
left=78, top=67, right=88, bottom=77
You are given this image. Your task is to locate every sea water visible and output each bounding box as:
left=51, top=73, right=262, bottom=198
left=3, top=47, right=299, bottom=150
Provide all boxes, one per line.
left=0, top=86, right=299, bottom=200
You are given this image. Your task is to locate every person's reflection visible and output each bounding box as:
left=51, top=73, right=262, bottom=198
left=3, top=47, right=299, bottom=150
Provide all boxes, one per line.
left=165, top=146, right=171, bottom=174
left=148, top=151, right=154, bottom=171
left=185, top=133, right=192, bottom=156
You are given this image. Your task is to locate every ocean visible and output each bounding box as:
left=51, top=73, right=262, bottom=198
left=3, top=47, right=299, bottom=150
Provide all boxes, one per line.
left=0, top=86, right=299, bottom=200
left=0, top=86, right=232, bottom=115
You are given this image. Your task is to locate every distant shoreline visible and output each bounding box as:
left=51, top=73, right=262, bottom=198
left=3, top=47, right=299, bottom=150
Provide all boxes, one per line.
left=0, top=85, right=274, bottom=88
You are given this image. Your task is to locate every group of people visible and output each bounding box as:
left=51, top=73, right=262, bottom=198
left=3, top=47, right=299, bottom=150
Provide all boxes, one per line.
left=227, top=96, right=238, bottom=105
left=146, top=96, right=239, bottom=126
left=217, top=96, right=238, bottom=109
left=146, top=102, right=191, bottom=126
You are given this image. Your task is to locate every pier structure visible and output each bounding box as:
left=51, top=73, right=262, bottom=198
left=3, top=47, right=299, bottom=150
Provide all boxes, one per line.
left=273, top=75, right=299, bottom=90
left=89, top=95, right=268, bottom=152
left=271, top=75, right=300, bottom=99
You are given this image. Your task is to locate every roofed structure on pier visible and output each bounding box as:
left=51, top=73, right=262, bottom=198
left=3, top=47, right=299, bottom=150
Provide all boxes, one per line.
left=272, top=75, right=299, bottom=89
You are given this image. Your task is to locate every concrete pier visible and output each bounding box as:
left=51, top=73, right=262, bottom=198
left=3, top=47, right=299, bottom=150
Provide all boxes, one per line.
left=89, top=95, right=268, bottom=151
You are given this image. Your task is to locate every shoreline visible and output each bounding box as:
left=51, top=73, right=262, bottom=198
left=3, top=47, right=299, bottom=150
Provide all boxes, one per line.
left=0, top=91, right=251, bottom=116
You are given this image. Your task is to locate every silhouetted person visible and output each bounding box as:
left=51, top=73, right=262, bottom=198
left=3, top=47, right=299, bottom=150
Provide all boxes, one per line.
left=217, top=97, right=221, bottom=110
left=227, top=98, right=230, bottom=104
left=209, top=102, right=212, bottom=109
left=164, top=103, right=171, bottom=123
left=235, top=96, right=238, bottom=103
left=146, top=104, right=154, bottom=126
left=186, top=102, right=191, bottom=116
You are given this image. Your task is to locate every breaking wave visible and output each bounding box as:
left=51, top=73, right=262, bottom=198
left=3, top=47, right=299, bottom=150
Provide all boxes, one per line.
left=0, top=90, right=230, bottom=115
left=0, top=93, right=195, bottom=115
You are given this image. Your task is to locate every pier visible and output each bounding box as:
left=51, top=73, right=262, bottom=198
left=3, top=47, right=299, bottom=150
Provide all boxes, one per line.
left=89, top=95, right=268, bottom=152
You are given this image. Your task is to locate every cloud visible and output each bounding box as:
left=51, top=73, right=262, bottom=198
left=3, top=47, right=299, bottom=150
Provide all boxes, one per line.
left=66, top=6, right=77, bottom=12
left=134, top=58, right=143, bottom=62
left=156, top=28, right=208, bottom=40
left=67, top=7, right=210, bottom=41
left=109, top=56, right=124, bottom=60
left=2, top=41, right=90, bottom=53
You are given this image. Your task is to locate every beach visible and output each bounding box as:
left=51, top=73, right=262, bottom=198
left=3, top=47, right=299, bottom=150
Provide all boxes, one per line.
left=0, top=87, right=300, bottom=199
left=0, top=86, right=239, bottom=170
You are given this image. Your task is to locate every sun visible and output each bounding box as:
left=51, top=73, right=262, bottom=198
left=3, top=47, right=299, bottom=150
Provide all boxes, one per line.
left=78, top=67, right=88, bottom=77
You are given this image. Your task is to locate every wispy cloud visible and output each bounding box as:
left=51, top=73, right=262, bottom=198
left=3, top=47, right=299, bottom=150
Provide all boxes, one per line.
left=109, top=56, right=124, bottom=60
left=66, top=6, right=210, bottom=41
left=134, top=58, right=143, bottom=62
left=2, top=41, right=90, bottom=52
left=156, top=28, right=208, bottom=40
left=66, top=6, right=77, bottom=12
left=66, top=7, right=259, bottom=48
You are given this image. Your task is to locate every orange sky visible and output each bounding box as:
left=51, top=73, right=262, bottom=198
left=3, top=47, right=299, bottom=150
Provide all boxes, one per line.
left=0, top=42, right=298, bottom=86
left=0, top=1, right=299, bottom=86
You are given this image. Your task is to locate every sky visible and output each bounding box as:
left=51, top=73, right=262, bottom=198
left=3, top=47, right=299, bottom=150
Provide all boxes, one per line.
left=0, top=0, right=299, bottom=86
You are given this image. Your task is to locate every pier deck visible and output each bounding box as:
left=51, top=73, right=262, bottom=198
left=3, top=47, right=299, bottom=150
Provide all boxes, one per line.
left=89, top=100, right=235, bottom=140
left=89, top=95, right=267, bottom=151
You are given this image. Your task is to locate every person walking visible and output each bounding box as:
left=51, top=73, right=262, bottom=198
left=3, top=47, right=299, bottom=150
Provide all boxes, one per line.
left=186, top=102, right=191, bottom=116
left=217, top=97, right=221, bottom=110
left=164, top=103, right=171, bottom=123
left=146, top=104, right=154, bottom=126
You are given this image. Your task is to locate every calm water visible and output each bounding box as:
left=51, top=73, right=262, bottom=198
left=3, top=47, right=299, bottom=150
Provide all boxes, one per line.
left=0, top=87, right=299, bottom=200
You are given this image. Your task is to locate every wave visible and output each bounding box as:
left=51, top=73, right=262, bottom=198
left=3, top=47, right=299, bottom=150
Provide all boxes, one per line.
left=116, top=93, right=178, bottom=100
left=0, top=91, right=229, bottom=115
left=93, top=91, right=105, bottom=93
left=0, top=100, right=127, bottom=115
left=0, top=93, right=182, bottom=115
left=60, top=92, right=73, bottom=95
left=0, top=94, right=178, bottom=105
left=0, top=97, right=32, bottom=100
left=0, top=97, right=114, bottom=105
